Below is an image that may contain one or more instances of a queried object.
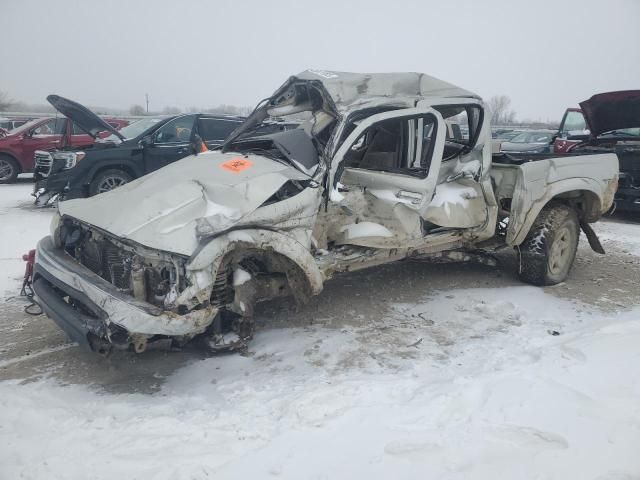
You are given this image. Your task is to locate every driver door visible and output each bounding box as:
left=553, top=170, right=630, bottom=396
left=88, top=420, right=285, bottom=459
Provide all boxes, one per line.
left=144, top=115, right=196, bottom=171
left=326, top=108, right=446, bottom=248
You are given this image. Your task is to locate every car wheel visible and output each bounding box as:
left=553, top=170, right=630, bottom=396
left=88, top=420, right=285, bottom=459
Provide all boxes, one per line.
left=518, top=203, right=579, bottom=286
left=0, top=155, right=19, bottom=184
left=89, top=169, right=133, bottom=196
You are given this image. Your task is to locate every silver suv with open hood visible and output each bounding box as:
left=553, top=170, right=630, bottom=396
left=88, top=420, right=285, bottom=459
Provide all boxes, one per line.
left=32, top=70, right=619, bottom=355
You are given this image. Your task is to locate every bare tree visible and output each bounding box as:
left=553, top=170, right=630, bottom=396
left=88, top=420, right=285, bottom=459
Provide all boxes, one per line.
left=129, top=104, right=145, bottom=116
left=487, top=95, right=516, bottom=125
left=0, top=91, right=14, bottom=111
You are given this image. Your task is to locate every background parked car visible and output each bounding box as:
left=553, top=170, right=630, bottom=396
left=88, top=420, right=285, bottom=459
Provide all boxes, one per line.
left=0, top=115, right=128, bottom=184
left=500, top=130, right=555, bottom=154
left=34, top=95, right=248, bottom=202
left=0, top=117, right=32, bottom=132
left=562, top=90, right=640, bottom=212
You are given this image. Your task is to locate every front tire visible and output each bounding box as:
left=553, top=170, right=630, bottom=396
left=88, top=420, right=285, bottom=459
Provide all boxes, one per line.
left=89, top=169, right=133, bottom=196
left=0, top=155, right=19, bottom=184
left=518, top=203, right=579, bottom=286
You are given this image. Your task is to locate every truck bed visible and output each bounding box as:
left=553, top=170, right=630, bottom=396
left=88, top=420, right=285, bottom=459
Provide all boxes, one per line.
left=490, top=152, right=619, bottom=246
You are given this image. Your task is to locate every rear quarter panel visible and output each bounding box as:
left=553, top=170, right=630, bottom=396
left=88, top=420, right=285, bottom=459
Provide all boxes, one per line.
left=505, top=153, right=618, bottom=245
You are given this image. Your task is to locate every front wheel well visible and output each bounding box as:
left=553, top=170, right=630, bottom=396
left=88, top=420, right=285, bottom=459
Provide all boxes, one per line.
left=211, top=248, right=314, bottom=309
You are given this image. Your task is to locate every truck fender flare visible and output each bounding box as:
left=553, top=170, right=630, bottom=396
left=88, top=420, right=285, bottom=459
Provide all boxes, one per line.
left=176, top=229, right=324, bottom=306
left=507, top=178, right=605, bottom=246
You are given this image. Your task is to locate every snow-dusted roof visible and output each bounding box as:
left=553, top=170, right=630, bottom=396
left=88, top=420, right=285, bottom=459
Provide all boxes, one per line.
left=295, top=70, right=480, bottom=107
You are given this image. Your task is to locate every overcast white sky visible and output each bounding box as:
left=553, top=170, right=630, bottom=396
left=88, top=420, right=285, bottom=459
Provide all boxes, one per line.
left=2, top=0, right=639, bottom=121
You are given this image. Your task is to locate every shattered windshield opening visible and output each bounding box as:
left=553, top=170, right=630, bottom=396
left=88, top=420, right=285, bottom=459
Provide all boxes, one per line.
left=222, top=80, right=337, bottom=153
left=229, top=129, right=320, bottom=177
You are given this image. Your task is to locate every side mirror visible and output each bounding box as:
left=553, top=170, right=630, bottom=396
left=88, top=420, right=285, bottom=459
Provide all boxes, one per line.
left=139, top=135, right=153, bottom=147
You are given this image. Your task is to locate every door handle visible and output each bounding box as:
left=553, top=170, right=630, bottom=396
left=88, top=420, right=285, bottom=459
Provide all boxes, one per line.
left=397, top=190, right=423, bottom=203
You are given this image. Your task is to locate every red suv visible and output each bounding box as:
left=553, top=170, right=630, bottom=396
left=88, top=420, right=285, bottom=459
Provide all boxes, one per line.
left=0, top=116, right=128, bottom=183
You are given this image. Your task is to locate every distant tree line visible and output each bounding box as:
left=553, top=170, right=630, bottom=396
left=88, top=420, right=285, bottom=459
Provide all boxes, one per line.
left=129, top=103, right=252, bottom=117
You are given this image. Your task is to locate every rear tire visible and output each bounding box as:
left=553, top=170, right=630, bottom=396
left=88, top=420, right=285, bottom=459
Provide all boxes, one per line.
left=89, top=169, right=133, bottom=196
left=0, top=155, right=19, bottom=184
left=518, top=203, right=579, bottom=286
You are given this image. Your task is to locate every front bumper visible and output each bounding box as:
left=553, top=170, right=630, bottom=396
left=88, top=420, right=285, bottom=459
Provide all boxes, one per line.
left=33, top=236, right=217, bottom=351
left=33, top=168, right=79, bottom=199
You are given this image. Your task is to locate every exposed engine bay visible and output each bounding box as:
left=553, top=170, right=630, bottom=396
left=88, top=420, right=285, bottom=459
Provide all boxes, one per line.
left=57, top=218, right=298, bottom=353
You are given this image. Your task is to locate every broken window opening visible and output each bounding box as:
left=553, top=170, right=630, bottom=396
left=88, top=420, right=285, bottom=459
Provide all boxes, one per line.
left=342, top=114, right=438, bottom=178
left=433, top=104, right=483, bottom=161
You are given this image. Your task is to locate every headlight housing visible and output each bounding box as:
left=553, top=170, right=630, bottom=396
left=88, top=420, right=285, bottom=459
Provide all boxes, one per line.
left=52, top=151, right=86, bottom=170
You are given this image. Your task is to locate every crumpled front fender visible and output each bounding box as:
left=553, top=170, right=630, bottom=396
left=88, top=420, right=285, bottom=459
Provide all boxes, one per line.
left=176, top=229, right=324, bottom=306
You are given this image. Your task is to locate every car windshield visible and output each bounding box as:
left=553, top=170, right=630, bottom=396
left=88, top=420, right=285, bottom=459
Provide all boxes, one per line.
left=599, top=127, right=640, bottom=137
left=7, top=118, right=46, bottom=134
left=103, top=118, right=163, bottom=141
left=509, top=131, right=553, bottom=143
left=561, top=110, right=587, bottom=133
left=495, top=130, right=520, bottom=140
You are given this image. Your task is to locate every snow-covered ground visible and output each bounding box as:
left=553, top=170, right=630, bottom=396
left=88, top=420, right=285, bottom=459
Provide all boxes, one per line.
left=0, top=181, right=53, bottom=297
left=1, top=183, right=640, bottom=480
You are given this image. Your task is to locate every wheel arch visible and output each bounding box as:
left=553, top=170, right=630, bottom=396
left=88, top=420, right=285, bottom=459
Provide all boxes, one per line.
left=507, top=178, right=608, bottom=246
left=176, top=229, right=323, bottom=307
left=87, top=162, right=139, bottom=184
left=0, top=151, right=23, bottom=173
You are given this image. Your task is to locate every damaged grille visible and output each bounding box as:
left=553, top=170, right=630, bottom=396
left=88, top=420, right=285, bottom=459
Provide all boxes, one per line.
left=79, top=237, right=132, bottom=290
left=103, top=242, right=132, bottom=289
left=69, top=227, right=177, bottom=306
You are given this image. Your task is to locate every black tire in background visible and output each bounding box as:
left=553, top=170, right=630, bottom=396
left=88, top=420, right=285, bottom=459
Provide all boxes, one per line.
left=89, top=169, right=133, bottom=196
left=0, top=155, right=19, bottom=184
left=518, top=203, right=580, bottom=286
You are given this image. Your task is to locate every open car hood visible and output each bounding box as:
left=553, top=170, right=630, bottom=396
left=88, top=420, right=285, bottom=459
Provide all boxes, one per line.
left=58, top=151, right=309, bottom=256
left=47, top=94, right=124, bottom=140
left=579, top=90, right=640, bottom=138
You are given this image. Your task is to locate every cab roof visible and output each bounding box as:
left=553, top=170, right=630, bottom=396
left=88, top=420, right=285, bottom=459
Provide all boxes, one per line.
left=293, top=70, right=480, bottom=108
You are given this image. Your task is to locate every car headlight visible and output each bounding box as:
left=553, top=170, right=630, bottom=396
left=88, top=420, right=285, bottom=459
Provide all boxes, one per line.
left=52, top=151, right=86, bottom=169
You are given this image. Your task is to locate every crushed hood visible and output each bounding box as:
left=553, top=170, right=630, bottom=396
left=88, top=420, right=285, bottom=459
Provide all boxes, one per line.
left=47, top=94, right=124, bottom=140
left=58, top=151, right=309, bottom=255
left=579, top=90, right=640, bottom=138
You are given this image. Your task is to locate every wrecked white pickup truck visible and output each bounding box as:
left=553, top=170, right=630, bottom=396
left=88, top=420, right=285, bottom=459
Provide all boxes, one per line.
left=33, top=70, right=618, bottom=354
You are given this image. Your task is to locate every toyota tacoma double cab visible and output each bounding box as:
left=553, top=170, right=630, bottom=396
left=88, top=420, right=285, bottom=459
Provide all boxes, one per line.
left=32, top=70, right=619, bottom=355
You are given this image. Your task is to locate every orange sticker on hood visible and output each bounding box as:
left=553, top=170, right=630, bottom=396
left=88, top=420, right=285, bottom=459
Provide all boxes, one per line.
left=220, top=157, right=253, bottom=173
